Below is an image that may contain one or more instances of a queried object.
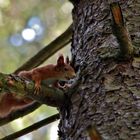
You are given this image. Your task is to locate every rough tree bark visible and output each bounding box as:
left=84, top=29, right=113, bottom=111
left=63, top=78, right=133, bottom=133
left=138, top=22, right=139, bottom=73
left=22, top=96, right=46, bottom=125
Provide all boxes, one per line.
left=59, top=0, right=140, bottom=140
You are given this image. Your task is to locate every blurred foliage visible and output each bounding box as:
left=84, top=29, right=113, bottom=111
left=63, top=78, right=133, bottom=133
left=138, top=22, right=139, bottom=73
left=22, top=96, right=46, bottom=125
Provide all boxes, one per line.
left=0, top=0, right=73, bottom=73
left=0, top=0, right=73, bottom=140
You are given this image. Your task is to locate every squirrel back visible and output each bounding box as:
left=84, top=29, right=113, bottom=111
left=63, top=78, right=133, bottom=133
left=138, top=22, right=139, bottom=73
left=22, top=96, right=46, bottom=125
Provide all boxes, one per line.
left=18, top=70, right=32, bottom=79
left=18, top=55, right=76, bottom=82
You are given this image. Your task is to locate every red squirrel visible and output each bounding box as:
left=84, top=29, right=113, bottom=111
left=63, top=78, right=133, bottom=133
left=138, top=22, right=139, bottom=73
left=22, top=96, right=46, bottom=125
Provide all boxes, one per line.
left=0, top=55, right=76, bottom=118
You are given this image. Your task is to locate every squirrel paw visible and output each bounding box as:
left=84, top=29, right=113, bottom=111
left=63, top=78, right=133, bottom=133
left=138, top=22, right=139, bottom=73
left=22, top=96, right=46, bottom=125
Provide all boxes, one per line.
left=34, top=85, right=41, bottom=95
left=58, top=82, right=72, bottom=90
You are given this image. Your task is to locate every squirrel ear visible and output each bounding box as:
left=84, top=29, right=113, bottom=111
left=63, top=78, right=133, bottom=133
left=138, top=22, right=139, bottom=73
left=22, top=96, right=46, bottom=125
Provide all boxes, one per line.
left=57, top=55, right=64, bottom=66
left=66, top=56, right=70, bottom=64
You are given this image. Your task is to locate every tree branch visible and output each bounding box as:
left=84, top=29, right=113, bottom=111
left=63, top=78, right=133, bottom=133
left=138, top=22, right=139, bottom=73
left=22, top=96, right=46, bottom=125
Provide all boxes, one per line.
left=110, top=2, right=134, bottom=60
left=14, top=24, right=72, bottom=73
left=0, top=113, right=59, bottom=140
left=0, top=73, right=65, bottom=107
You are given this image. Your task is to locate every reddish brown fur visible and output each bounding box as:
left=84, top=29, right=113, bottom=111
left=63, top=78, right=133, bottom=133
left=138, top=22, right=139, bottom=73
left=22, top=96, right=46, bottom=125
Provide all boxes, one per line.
left=87, top=126, right=102, bottom=140
left=0, top=55, right=76, bottom=117
left=0, top=93, right=33, bottom=117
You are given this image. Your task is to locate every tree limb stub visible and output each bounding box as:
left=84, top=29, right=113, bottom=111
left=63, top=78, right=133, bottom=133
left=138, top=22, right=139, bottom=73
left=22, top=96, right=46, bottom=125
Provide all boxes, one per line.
left=0, top=73, right=64, bottom=107
left=110, top=2, right=134, bottom=60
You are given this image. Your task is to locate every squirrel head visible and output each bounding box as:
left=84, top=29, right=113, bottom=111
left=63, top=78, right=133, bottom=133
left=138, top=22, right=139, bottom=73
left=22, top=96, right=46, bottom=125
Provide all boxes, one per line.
left=56, top=55, right=76, bottom=80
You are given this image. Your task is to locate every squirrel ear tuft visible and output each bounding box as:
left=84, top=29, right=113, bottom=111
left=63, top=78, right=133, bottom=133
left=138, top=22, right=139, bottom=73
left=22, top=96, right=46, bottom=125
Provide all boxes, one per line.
left=66, top=56, right=70, bottom=64
left=57, top=54, right=64, bottom=66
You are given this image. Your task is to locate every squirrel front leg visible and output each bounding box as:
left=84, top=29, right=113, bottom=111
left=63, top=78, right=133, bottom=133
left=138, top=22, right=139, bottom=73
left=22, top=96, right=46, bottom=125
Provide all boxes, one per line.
left=19, top=70, right=45, bottom=94
left=18, top=70, right=41, bottom=94
left=31, top=71, right=42, bottom=94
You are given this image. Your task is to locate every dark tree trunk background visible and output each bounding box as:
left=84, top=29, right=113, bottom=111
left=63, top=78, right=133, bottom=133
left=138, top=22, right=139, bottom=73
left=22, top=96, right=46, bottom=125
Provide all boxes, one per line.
left=59, top=0, right=140, bottom=140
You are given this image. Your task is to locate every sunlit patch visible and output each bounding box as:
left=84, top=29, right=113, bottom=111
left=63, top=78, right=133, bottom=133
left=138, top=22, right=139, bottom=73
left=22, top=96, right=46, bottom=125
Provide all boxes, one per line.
left=21, top=28, right=36, bottom=42
left=61, top=2, right=73, bottom=14
left=49, top=121, right=59, bottom=140
left=19, top=135, right=33, bottom=140
left=0, top=0, right=10, bottom=8
left=13, top=118, right=24, bottom=129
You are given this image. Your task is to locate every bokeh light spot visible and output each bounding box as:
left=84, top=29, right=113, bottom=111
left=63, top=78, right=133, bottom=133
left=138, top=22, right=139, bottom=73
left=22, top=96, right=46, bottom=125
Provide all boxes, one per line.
left=27, top=16, right=44, bottom=37
left=9, top=34, right=23, bottom=47
left=21, top=28, right=36, bottom=42
left=27, top=16, right=41, bottom=27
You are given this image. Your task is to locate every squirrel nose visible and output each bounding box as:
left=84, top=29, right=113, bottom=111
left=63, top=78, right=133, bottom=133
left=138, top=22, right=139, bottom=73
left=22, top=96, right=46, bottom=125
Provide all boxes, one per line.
left=71, top=72, right=76, bottom=78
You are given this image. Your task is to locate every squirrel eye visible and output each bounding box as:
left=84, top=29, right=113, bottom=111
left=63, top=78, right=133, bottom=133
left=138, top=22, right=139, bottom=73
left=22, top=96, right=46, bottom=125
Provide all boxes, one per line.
left=64, top=67, right=68, bottom=71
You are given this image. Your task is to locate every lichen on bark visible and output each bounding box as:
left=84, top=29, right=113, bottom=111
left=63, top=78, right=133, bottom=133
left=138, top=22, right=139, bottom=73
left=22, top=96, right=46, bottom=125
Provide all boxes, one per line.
left=0, top=73, right=65, bottom=107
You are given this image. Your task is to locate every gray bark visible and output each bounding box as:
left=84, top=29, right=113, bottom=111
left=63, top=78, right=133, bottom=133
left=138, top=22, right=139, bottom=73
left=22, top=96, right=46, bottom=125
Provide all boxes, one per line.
left=59, top=0, right=140, bottom=140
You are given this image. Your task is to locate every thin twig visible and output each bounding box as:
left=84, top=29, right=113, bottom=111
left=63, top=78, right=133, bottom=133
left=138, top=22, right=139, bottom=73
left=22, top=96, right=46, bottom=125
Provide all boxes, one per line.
left=0, top=113, right=59, bottom=140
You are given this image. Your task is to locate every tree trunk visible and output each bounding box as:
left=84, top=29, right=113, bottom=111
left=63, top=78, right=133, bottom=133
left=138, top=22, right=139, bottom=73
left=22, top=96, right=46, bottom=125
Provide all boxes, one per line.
left=59, top=0, right=140, bottom=140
